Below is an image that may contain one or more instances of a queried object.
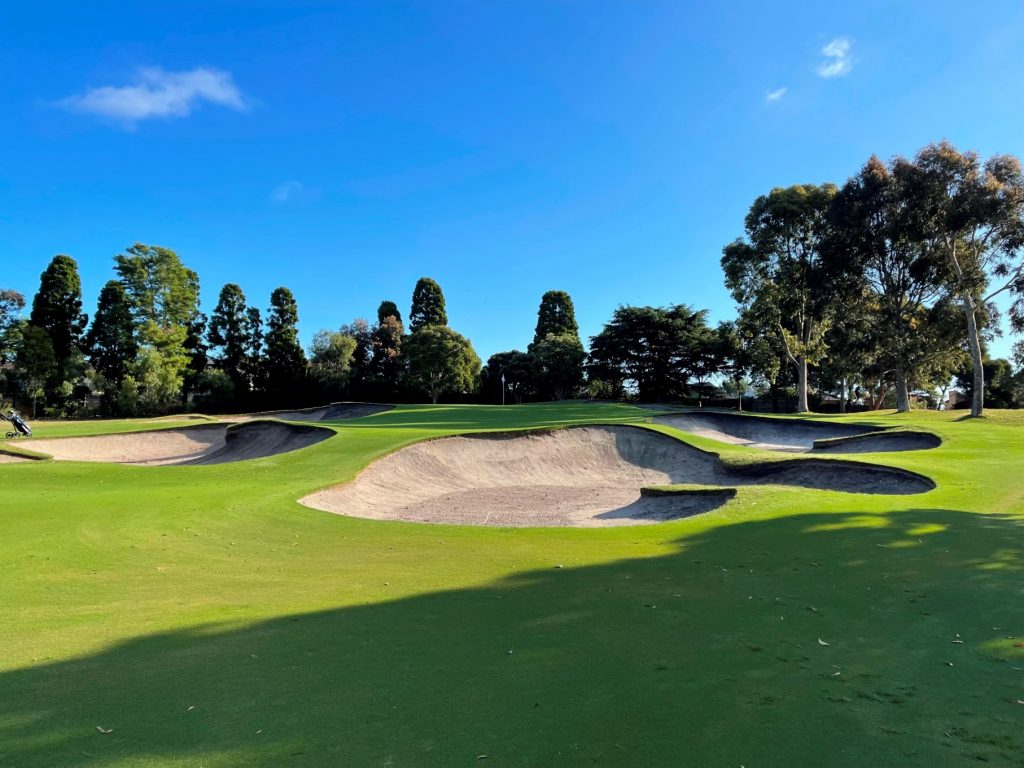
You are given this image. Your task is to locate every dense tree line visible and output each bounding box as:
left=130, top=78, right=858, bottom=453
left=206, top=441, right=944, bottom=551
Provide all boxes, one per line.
left=3, top=140, right=1023, bottom=418
left=723, top=141, right=1024, bottom=416
left=0, top=253, right=488, bottom=416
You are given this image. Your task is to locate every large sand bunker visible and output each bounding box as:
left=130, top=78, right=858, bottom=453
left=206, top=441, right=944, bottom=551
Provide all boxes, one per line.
left=654, top=412, right=940, bottom=453
left=240, top=402, right=393, bottom=423
left=301, top=425, right=933, bottom=528
left=21, top=421, right=333, bottom=466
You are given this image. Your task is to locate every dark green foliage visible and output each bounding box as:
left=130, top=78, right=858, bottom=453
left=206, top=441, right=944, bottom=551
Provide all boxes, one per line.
left=906, top=142, right=1024, bottom=416
left=208, top=284, right=252, bottom=397
left=309, top=330, right=357, bottom=400
left=529, top=334, right=585, bottom=400
left=481, top=350, right=534, bottom=404
left=408, top=278, right=447, bottom=332
left=0, top=289, right=26, bottom=365
left=182, top=312, right=208, bottom=402
left=403, top=325, right=480, bottom=403
left=954, top=357, right=1023, bottom=409
left=245, top=306, right=265, bottom=396
left=533, top=290, right=578, bottom=345
left=369, top=315, right=403, bottom=398
left=339, top=319, right=372, bottom=397
left=722, top=184, right=840, bottom=412
left=29, top=255, right=87, bottom=369
left=588, top=305, right=717, bottom=402
left=14, top=324, right=56, bottom=416
left=828, top=155, right=963, bottom=412
left=377, top=300, right=402, bottom=325
left=264, top=287, right=307, bottom=403
left=528, top=291, right=583, bottom=400
left=87, top=280, right=139, bottom=388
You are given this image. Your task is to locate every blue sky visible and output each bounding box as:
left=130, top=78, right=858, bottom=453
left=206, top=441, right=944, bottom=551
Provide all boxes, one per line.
left=4, top=2, right=1024, bottom=362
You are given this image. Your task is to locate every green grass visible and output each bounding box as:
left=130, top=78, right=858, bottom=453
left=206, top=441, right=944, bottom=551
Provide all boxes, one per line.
left=1, top=403, right=1022, bottom=766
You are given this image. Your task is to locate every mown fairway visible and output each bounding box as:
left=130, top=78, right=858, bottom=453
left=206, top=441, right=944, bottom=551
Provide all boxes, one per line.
left=1, top=403, right=1022, bottom=766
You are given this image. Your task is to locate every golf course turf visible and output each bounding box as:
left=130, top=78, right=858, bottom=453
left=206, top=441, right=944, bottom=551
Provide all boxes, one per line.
left=1, top=403, right=1022, bottom=766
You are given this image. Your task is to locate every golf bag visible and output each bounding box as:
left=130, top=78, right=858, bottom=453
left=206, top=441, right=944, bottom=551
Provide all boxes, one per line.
left=2, top=410, right=31, bottom=439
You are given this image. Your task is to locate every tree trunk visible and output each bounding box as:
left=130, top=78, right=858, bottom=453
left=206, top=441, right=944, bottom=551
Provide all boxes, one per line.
left=964, top=305, right=985, bottom=417
left=839, top=376, right=847, bottom=414
left=895, top=368, right=911, bottom=413
left=795, top=357, right=809, bottom=413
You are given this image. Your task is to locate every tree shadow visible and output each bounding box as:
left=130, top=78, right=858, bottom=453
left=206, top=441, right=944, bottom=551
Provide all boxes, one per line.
left=2, top=508, right=1022, bottom=766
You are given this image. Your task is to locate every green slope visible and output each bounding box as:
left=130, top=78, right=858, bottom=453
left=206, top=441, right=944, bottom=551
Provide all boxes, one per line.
left=0, top=403, right=1021, bottom=766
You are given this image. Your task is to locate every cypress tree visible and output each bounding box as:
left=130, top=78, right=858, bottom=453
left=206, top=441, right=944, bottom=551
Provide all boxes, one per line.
left=377, top=300, right=402, bottom=325
left=409, top=278, right=447, bottom=332
left=264, top=287, right=307, bottom=403
left=208, top=283, right=251, bottom=396
left=29, top=254, right=87, bottom=374
left=532, top=290, right=578, bottom=345
left=87, top=280, right=138, bottom=386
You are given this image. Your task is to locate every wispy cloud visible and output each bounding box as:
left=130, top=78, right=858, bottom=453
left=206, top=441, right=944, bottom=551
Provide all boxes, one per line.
left=59, top=67, right=246, bottom=123
left=817, top=37, right=852, bottom=78
left=765, top=87, right=787, bottom=102
left=271, top=180, right=303, bottom=203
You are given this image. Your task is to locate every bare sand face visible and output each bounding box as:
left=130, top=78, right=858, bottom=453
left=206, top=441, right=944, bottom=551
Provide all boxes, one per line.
left=301, top=425, right=933, bottom=528
left=0, top=452, right=30, bottom=464
left=654, top=412, right=940, bottom=453
left=19, top=421, right=332, bottom=466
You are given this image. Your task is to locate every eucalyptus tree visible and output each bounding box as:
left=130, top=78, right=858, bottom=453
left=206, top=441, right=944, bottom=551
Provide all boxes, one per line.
left=829, top=156, right=957, bottom=411
left=722, top=183, right=840, bottom=412
left=909, top=141, right=1024, bottom=416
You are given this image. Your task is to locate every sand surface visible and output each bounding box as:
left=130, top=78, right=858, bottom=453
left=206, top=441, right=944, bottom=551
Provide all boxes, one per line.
left=19, top=421, right=332, bottom=466
left=655, top=412, right=938, bottom=453
left=301, top=425, right=933, bottom=527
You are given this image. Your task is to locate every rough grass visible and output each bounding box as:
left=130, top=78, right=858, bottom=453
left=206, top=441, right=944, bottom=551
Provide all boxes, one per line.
left=1, top=403, right=1022, bottom=766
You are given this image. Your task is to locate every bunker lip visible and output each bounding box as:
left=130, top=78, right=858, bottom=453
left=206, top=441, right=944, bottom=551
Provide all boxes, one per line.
left=654, top=411, right=940, bottom=453
left=300, top=424, right=934, bottom=528
left=234, top=402, right=393, bottom=423
left=17, top=420, right=333, bottom=466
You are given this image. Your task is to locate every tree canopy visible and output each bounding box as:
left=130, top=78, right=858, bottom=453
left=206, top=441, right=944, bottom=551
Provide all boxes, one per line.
left=408, top=278, right=447, bottom=332
left=404, top=325, right=480, bottom=404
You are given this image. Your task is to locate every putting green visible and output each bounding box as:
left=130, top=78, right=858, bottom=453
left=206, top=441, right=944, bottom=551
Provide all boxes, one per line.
left=1, top=403, right=1022, bottom=766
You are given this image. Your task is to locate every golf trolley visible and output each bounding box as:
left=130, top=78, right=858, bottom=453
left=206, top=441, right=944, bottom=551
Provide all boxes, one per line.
left=1, top=409, right=31, bottom=439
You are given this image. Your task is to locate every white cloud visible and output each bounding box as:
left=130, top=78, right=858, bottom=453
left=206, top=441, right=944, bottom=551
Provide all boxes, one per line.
left=271, top=180, right=303, bottom=203
left=765, top=87, right=787, bottom=102
left=60, top=67, right=246, bottom=123
left=817, top=37, right=852, bottom=78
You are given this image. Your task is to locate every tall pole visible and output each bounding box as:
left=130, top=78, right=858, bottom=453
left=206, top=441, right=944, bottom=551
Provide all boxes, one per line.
left=501, top=373, right=506, bottom=406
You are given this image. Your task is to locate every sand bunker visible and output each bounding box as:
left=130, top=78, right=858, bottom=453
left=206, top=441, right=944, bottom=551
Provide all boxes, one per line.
left=301, top=425, right=933, bottom=528
left=0, top=452, right=30, bottom=464
left=21, top=421, right=332, bottom=466
left=240, top=402, right=393, bottom=423
left=654, top=412, right=939, bottom=453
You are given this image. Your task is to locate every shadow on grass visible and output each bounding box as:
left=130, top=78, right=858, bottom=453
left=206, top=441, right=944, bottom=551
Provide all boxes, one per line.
left=2, top=509, right=1022, bottom=767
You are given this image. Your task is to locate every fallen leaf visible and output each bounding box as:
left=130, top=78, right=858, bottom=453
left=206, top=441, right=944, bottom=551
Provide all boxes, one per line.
left=95, top=726, right=113, bottom=734
left=818, top=638, right=830, bottom=647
